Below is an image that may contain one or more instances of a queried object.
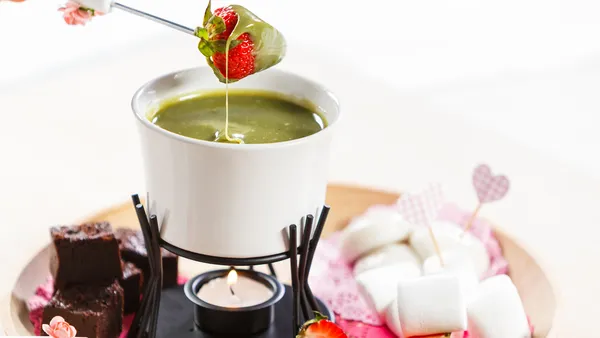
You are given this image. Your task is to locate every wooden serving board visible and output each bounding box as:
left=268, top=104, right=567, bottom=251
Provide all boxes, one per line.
left=1, top=184, right=556, bottom=337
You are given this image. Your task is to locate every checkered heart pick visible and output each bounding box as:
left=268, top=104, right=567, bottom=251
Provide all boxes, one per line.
left=463, top=164, right=510, bottom=235
left=397, top=183, right=446, bottom=265
left=473, top=164, right=510, bottom=203
left=397, top=182, right=445, bottom=227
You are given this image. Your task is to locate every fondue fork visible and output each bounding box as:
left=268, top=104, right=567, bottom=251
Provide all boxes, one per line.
left=112, top=2, right=196, bottom=36
left=76, top=0, right=197, bottom=36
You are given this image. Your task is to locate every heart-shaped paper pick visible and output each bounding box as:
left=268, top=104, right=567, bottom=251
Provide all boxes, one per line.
left=397, top=183, right=445, bottom=227
left=473, top=164, right=510, bottom=203
left=397, top=183, right=445, bottom=264
left=463, top=164, right=511, bottom=235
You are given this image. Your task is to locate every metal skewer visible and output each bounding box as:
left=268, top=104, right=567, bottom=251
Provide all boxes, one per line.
left=112, top=2, right=196, bottom=36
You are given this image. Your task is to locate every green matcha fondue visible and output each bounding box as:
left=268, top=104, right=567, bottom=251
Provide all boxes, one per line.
left=150, top=90, right=327, bottom=144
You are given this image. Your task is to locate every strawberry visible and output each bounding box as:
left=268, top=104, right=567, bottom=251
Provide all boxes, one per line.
left=296, top=313, right=348, bottom=338
left=194, top=1, right=255, bottom=82
left=194, top=0, right=285, bottom=83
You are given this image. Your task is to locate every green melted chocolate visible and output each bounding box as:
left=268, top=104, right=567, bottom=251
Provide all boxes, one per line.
left=150, top=90, right=327, bottom=144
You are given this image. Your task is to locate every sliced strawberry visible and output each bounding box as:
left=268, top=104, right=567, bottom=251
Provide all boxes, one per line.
left=297, top=313, right=348, bottom=338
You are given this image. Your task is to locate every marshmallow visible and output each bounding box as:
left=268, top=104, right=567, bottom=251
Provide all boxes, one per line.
left=385, top=299, right=404, bottom=337
left=76, top=0, right=113, bottom=13
left=356, top=262, right=421, bottom=315
left=423, top=251, right=479, bottom=297
left=409, top=221, right=489, bottom=277
left=396, top=275, right=467, bottom=337
left=353, top=243, right=421, bottom=276
left=340, top=210, right=413, bottom=262
left=467, top=275, right=530, bottom=338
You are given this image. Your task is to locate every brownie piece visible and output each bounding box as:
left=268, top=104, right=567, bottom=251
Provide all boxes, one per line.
left=119, top=262, right=143, bottom=314
left=114, top=229, right=178, bottom=288
left=42, top=280, right=123, bottom=338
left=50, top=223, right=122, bottom=291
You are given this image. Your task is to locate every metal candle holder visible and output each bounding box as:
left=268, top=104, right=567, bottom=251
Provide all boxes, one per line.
left=127, top=194, right=332, bottom=338
left=184, top=269, right=285, bottom=335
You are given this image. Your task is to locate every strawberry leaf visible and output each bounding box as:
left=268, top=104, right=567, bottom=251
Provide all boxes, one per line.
left=211, top=39, right=242, bottom=53
left=312, top=312, right=328, bottom=322
left=203, top=0, right=212, bottom=26
left=197, top=39, right=214, bottom=57
left=194, top=27, right=209, bottom=40
left=79, top=5, right=96, bottom=15
left=296, top=312, right=330, bottom=337
left=207, top=16, right=226, bottom=37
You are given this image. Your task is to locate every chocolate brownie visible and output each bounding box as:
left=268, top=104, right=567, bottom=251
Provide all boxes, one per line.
left=114, top=229, right=178, bottom=288
left=42, top=280, right=123, bottom=338
left=119, top=262, right=143, bottom=314
left=50, top=223, right=122, bottom=291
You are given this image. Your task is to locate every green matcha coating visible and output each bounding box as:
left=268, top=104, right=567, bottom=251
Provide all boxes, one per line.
left=227, top=5, right=286, bottom=75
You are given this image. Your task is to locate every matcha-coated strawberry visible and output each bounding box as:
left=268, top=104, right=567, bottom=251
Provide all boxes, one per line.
left=210, top=6, right=255, bottom=80
left=195, top=0, right=286, bottom=83
left=296, top=313, right=348, bottom=338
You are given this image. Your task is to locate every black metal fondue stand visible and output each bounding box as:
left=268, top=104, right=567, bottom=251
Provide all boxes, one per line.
left=127, top=194, right=334, bottom=338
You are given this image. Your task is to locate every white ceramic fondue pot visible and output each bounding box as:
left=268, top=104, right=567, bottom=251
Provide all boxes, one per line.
left=131, top=67, right=340, bottom=258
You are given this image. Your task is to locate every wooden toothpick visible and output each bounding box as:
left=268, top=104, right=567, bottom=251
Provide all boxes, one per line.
left=428, top=226, right=445, bottom=266
left=397, top=183, right=446, bottom=266
left=462, top=202, right=482, bottom=237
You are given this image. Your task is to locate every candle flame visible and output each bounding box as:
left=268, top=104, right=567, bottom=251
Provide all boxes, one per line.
left=227, top=269, right=238, bottom=286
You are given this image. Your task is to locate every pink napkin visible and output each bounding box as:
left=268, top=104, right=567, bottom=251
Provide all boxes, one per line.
left=29, top=203, right=515, bottom=338
left=307, top=203, right=511, bottom=337
left=27, top=276, right=189, bottom=337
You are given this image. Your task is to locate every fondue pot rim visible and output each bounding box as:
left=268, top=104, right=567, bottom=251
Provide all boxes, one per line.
left=184, top=269, right=285, bottom=312
left=131, top=67, right=341, bottom=150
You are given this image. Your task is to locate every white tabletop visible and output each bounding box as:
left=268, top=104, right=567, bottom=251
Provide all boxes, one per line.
left=1, top=0, right=600, bottom=336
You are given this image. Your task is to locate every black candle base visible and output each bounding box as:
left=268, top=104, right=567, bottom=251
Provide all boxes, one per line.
left=154, top=284, right=334, bottom=338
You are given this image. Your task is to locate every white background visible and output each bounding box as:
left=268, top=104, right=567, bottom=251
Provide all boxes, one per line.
left=1, top=0, right=600, bottom=335
left=2, top=0, right=600, bottom=179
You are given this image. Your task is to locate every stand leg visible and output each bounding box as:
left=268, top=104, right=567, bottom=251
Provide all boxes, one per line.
left=289, top=224, right=300, bottom=334
left=267, top=263, right=277, bottom=278
left=303, top=206, right=330, bottom=313
left=148, top=215, right=163, bottom=338
left=298, top=216, right=314, bottom=321
left=303, top=285, right=320, bottom=314
left=128, top=195, right=162, bottom=338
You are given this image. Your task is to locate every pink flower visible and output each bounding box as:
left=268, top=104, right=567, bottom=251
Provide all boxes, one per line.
left=58, top=1, right=103, bottom=26
left=42, top=316, right=77, bottom=338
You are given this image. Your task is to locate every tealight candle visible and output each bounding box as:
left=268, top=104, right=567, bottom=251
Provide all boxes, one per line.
left=184, top=268, right=284, bottom=335
left=197, top=269, right=274, bottom=307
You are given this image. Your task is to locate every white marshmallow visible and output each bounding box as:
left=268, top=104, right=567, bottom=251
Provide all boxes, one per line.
left=356, top=262, right=421, bottom=315
left=423, top=251, right=479, bottom=297
left=467, top=275, right=530, bottom=338
left=396, top=275, right=467, bottom=337
left=353, top=243, right=421, bottom=276
left=409, top=221, right=490, bottom=278
left=76, top=0, right=113, bottom=13
left=385, top=299, right=404, bottom=338
left=340, top=210, right=413, bottom=262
